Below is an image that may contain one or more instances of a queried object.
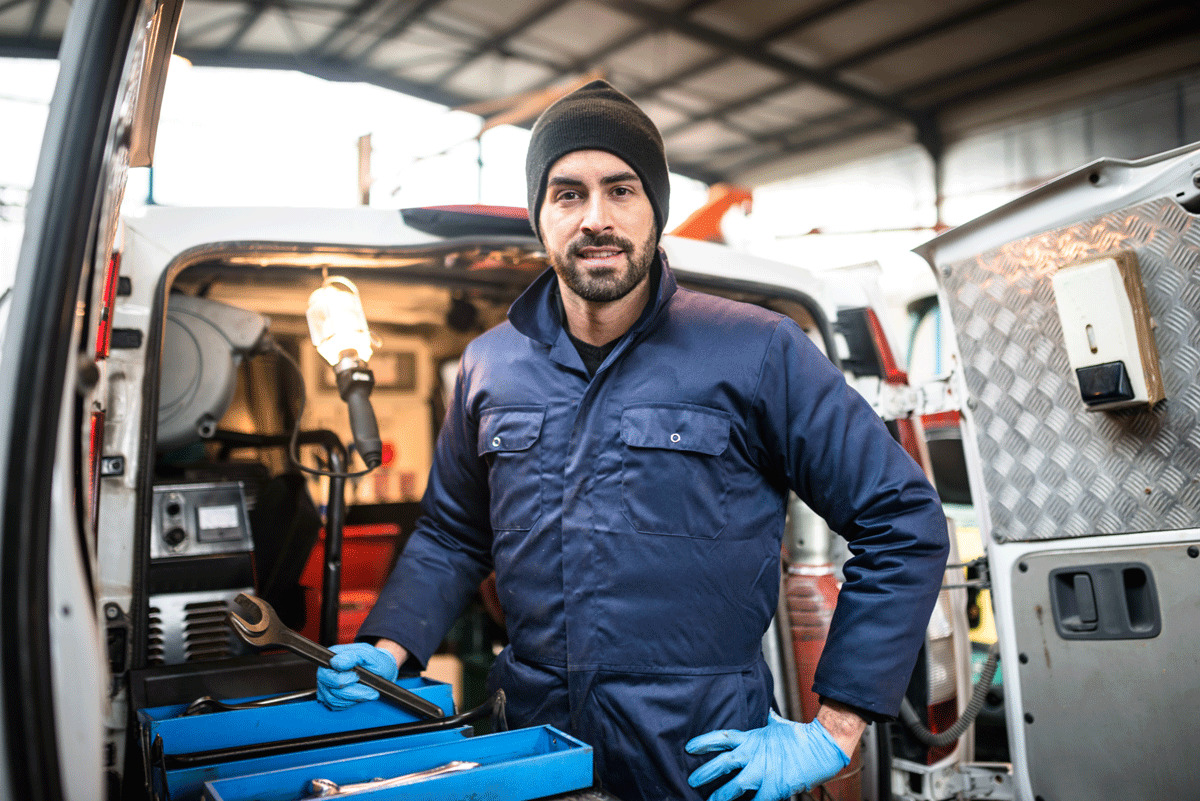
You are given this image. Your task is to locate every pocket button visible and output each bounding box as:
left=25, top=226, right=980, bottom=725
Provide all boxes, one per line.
left=670, top=433, right=681, bottom=443
left=492, top=436, right=502, bottom=447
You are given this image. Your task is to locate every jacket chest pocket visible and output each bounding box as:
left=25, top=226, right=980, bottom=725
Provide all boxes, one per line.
left=478, top=407, right=545, bottom=531
left=620, top=404, right=731, bottom=538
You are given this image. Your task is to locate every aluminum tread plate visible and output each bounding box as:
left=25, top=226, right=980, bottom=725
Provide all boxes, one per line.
left=943, top=198, right=1200, bottom=542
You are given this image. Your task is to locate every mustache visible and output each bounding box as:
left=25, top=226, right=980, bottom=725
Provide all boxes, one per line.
left=570, top=233, right=633, bottom=254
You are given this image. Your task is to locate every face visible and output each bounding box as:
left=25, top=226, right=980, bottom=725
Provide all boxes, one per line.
left=538, top=149, right=658, bottom=304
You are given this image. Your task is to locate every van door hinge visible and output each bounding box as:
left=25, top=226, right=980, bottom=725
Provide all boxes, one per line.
left=892, top=759, right=1012, bottom=800
left=870, top=373, right=959, bottom=421
left=944, top=556, right=991, bottom=590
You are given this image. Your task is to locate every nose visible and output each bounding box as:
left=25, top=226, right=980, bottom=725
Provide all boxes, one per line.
left=580, top=194, right=612, bottom=235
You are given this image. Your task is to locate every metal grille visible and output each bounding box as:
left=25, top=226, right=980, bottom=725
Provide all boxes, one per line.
left=943, top=198, right=1200, bottom=542
left=147, top=594, right=244, bottom=665
left=147, top=607, right=166, bottom=666
left=183, top=601, right=236, bottom=661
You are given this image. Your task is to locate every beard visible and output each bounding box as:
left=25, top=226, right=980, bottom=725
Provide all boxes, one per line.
left=548, top=229, right=657, bottom=303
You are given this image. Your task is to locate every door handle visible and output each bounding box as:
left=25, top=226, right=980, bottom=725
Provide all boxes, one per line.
left=1069, top=573, right=1098, bottom=630
left=1049, top=563, right=1160, bottom=640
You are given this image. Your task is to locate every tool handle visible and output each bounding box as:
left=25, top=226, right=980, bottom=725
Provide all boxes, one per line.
left=274, top=634, right=445, bottom=720
left=352, top=665, right=446, bottom=720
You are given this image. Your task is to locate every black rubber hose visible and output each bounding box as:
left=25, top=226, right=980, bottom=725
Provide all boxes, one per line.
left=898, top=642, right=1000, bottom=748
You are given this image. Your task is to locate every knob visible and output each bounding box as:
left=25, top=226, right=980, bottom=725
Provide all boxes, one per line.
left=163, top=527, right=186, bottom=547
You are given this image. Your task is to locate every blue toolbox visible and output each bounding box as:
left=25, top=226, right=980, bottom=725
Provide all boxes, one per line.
left=202, top=725, right=593, bottom=801
left=140, top=678, right=459, bottom=801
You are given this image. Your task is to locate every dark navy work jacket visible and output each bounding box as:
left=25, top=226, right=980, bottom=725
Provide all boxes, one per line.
left=360, top=254, right=949, bottom=800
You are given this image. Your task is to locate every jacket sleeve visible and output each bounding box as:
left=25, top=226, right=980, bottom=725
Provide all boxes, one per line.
left=357, top=356, right=494, bottom=668
left=751, top=318, right=950, bottom=719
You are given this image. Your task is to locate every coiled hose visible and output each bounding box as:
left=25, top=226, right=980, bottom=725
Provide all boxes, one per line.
left=898, top=642, right=1000, bottom=748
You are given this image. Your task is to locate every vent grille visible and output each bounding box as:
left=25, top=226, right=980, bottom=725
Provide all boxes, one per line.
left=147, top=607, right=166, bottom=666
left=183, top=601, right=234, bottom=661
left=146, top=595, right=243, bottom=665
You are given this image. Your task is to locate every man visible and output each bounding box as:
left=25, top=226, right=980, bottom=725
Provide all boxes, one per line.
left=317, top=80, right=949, bottom=801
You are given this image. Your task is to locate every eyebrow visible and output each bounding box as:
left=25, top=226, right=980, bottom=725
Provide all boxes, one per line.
left=547, top=171, right=641, bottom=187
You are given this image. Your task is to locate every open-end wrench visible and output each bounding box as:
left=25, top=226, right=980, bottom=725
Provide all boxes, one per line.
left=308, top=760, right=480, bottom=797
left=227, top=593, right=445, bottom=720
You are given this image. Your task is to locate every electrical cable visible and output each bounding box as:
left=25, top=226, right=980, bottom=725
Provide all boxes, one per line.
left=898, top=641, right=1000, bottom=748
left=267, top=337, right=375, bottom=480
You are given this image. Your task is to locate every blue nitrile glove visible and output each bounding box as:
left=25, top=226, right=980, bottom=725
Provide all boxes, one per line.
left=685, top=711, right=851, bottom=801
left=315, top=643, right=399, bottom=710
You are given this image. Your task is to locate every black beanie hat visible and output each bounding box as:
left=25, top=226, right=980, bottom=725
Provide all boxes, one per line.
left=526, top=79, right=670, bottom=240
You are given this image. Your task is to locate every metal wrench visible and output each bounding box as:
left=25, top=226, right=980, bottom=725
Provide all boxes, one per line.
left=307, top=760, right=480, bottom=797
left=226, top=593, right=445, bottom=720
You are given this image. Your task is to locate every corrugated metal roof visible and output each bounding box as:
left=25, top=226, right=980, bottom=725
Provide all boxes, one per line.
left=3, top=0, right=1199, bottom=185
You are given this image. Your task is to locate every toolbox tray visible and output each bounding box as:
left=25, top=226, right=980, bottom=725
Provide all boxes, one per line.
left=203, top=725, right=593, bottom=801
left=157, top=727, right=468, bottom=801
left=139, top=677, right=454, bottom=754
left=138, top=678, right=456, bottom=800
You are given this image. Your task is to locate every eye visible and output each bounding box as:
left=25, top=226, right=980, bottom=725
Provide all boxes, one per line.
left=612, top=186, right=633, bottom=197
left=555, top=189, right=581, bottom=202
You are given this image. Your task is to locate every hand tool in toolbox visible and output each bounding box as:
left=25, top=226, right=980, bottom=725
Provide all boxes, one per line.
left=308, top=760, right=480, bottom=797
left=227, top=593, right=444, bottom=720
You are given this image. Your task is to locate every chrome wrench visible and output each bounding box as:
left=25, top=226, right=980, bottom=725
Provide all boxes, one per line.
left=227, top=593, right=445, bottom=720
left=307, top=760, right=480, bottom=797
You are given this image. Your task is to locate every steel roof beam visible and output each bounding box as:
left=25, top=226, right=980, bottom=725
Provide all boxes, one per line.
left=431, top=0, right=576, bottom=86
left=690, top=116, right=897, bottom=179
left=828, top=0, right=1031, bottom=71
left=307, top=0, right=410, bottom=58
left=350, top=0, right=449, bottom=64
left=0, top=34, right=56, bottom=58
left=180, top=46, right=468, bottom=106
left=218, top=0, right=274, bottom=51
left=718, top=5, right=1200, bottom=177
left=626, top=0, right=872, bottom=101
left=25, top=0, right=51, bottom=38
left=600, top=0, right=919, bottom=125
left=897, top=0, right=1199, bottom=105
left=517, top=0, right=721, bottom=94
left=698, top=0, right=1193, bottom=173
left=918, top=7, right=1200, bottom=112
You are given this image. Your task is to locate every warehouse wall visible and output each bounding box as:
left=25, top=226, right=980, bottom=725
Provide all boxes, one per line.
left=746, top=67, right=1200, bottom=269
left=942, top=66, right=1200, bottom=224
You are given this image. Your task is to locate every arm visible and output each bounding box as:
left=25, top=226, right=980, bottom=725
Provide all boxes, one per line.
left=817, top=700, right=868, bottom=757
left=372, top=638, right=409, bottom=668
left=685, top=320, right=943, bottom=800
left=755, top=318, right=950, bottom=717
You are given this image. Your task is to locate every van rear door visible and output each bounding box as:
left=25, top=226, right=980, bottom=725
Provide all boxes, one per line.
left=0, top=0, right=179, bottom=797
left=917, top=143, right=1200, bottom=801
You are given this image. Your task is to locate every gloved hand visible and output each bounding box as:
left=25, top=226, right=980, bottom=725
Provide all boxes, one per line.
left=685, top=711, right=851, bottom=801
left=315, top=642, right=399, bottom=710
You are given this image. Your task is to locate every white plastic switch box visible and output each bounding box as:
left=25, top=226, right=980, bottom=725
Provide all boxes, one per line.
left=1050, top=252, right=1164, bottom=411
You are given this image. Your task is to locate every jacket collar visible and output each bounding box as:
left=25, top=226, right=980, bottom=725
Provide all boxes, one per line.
left=507, top=247, right=678, bottom=350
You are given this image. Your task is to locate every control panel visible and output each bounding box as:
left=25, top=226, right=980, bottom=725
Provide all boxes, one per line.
left=150, top=482, right=253, bottom=560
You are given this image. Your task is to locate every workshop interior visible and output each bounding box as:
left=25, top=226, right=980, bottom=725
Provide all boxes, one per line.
left=133, top=224, right=901, bottom=801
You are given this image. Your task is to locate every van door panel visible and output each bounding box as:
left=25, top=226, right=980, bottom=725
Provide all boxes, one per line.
left=1009, top=542, right=1200, bottom=800
left=939, top=197, right=1200, bottom=543
left=924, top=152, right=1200, bottom=801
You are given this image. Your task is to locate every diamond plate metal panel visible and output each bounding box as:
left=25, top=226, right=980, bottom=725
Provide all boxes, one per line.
left=943, top=199, right=1200, bottom=542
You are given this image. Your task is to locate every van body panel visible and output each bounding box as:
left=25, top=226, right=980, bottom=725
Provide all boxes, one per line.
left=922, top=142, right=1200, bottom=799
left=940, top=197, right=1200, bottom=543
left=1007, top=537, right=1199, bottom=801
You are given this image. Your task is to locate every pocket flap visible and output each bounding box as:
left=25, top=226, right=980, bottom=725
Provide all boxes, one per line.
left=478, top=407, right=545, bottom=455
left=620, top=405, right=730, bottom=456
